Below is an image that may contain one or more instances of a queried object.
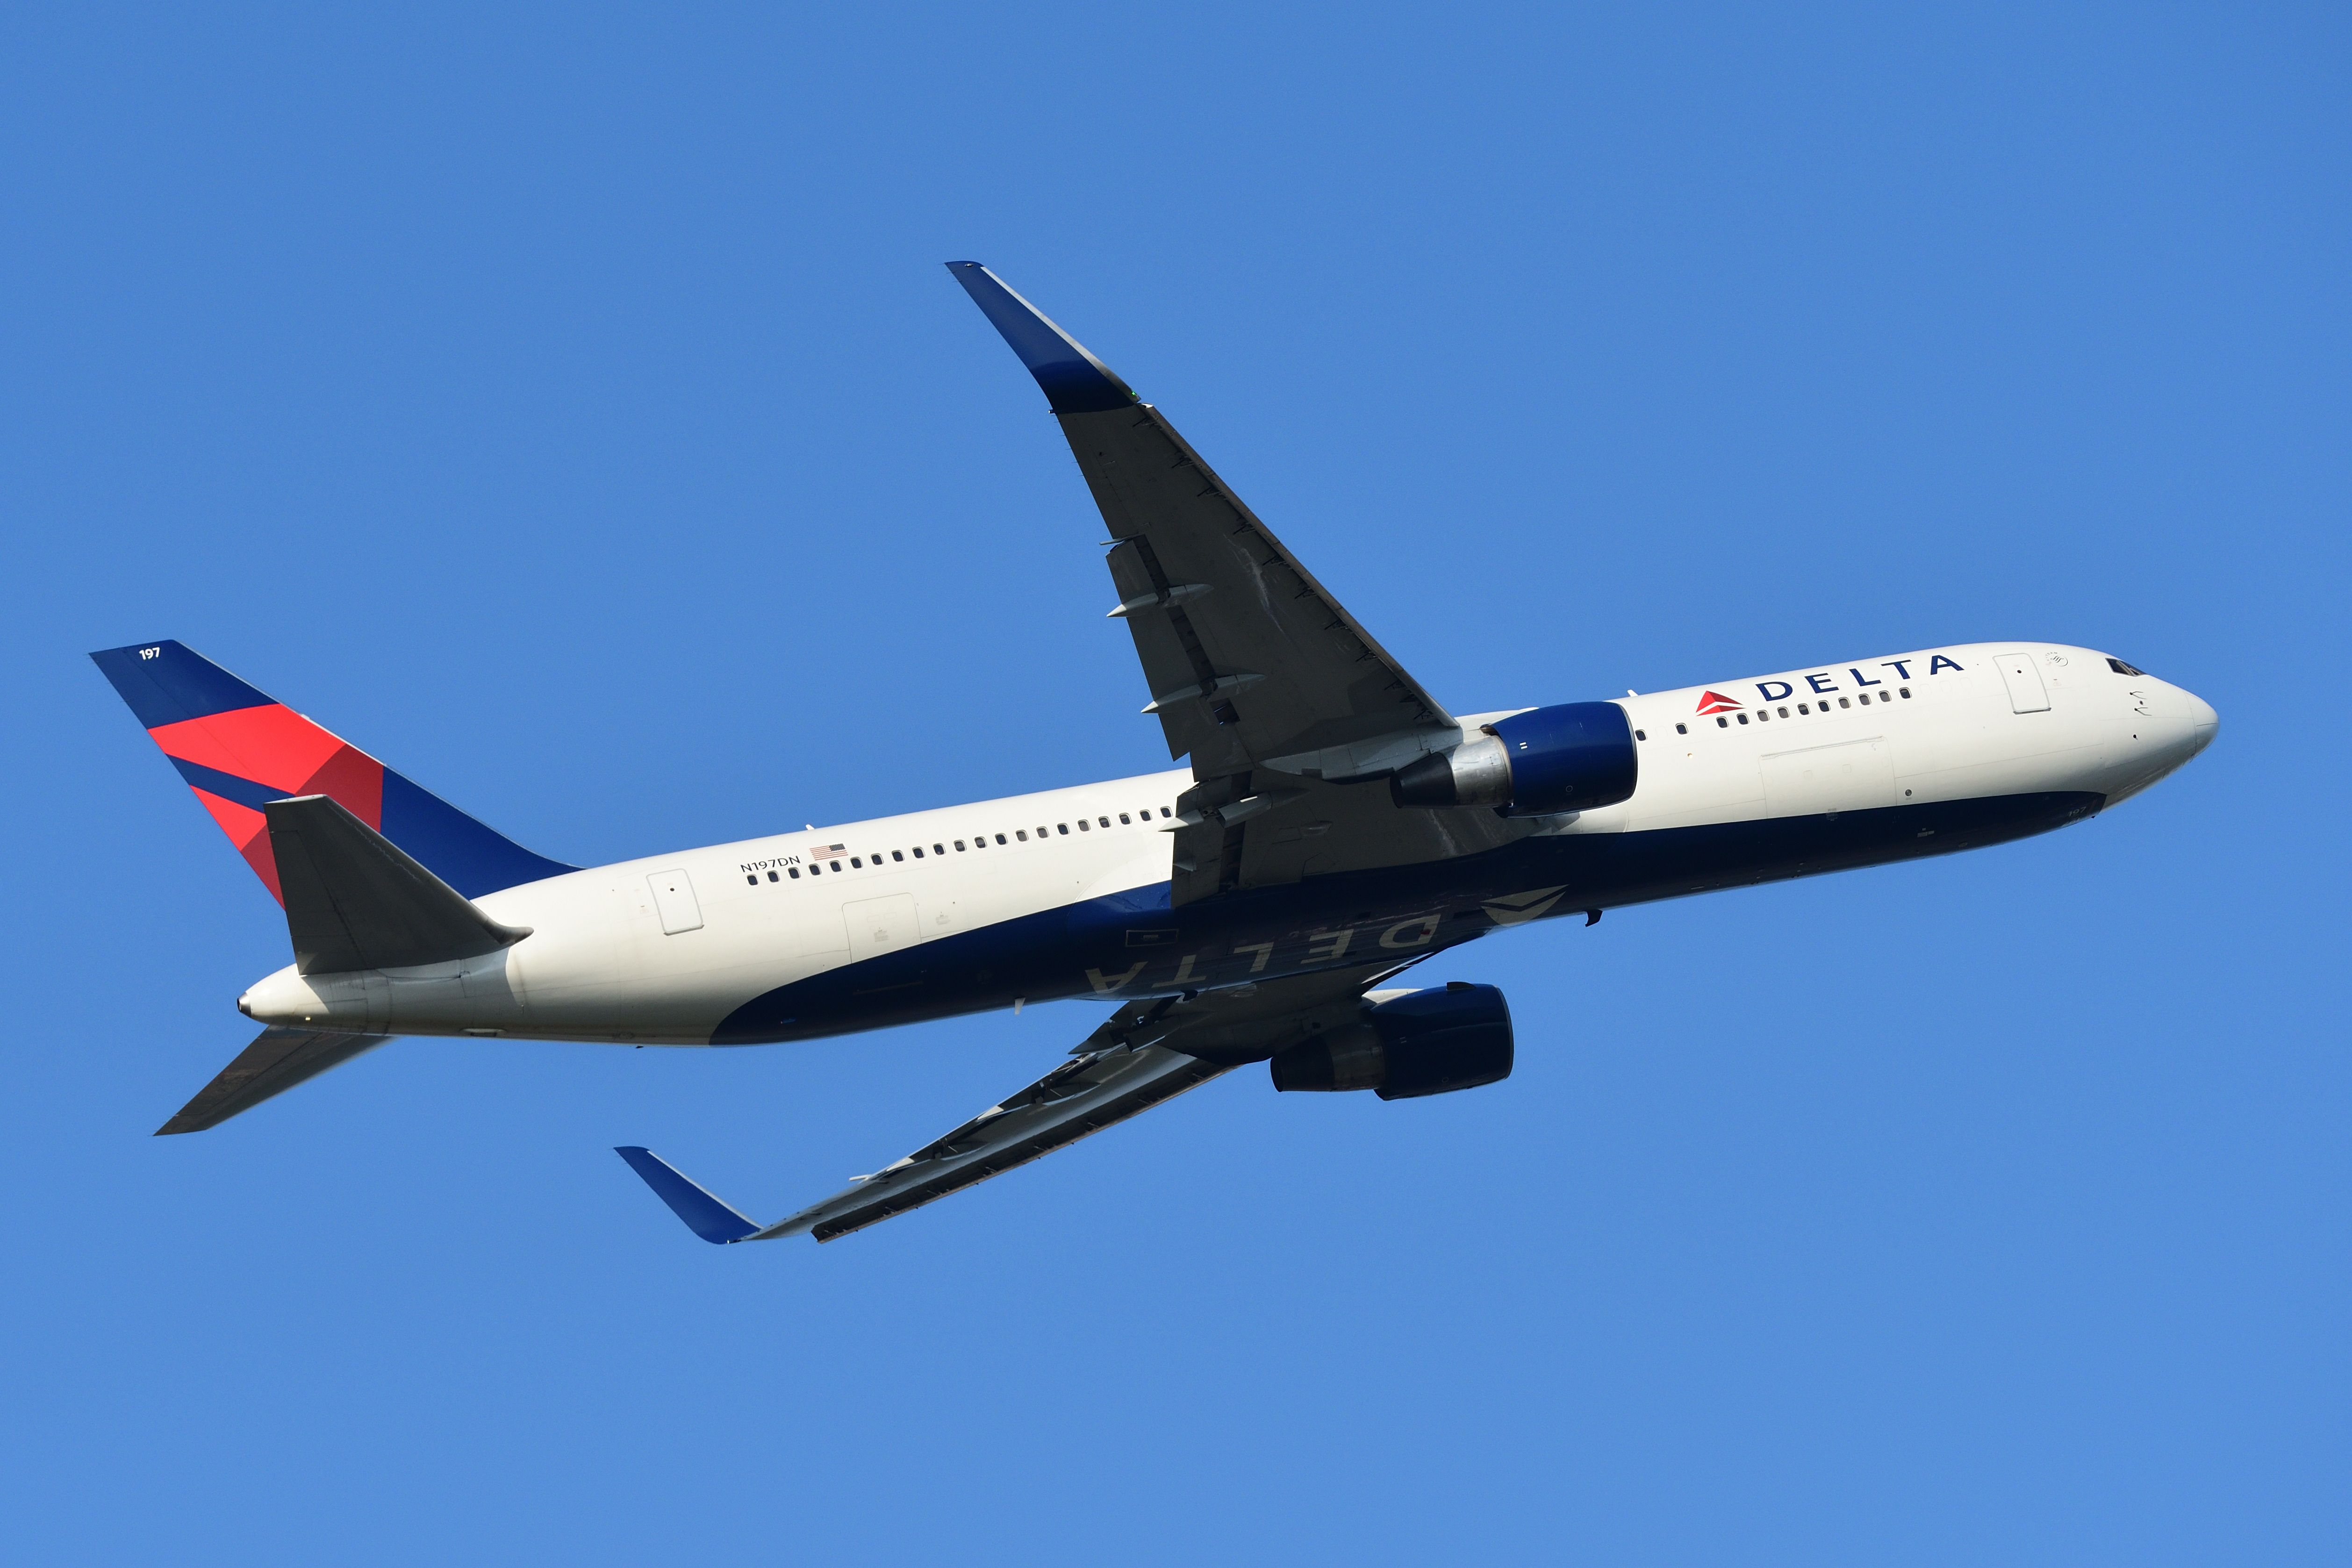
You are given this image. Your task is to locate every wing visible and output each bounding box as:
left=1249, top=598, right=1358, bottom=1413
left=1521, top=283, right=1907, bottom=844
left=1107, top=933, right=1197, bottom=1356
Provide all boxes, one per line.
left=948, top=263, right=1525, bottom=902
left=617, top=962, right=1418, bottom=1244
left=156, top=1026, right=394, bottom=1134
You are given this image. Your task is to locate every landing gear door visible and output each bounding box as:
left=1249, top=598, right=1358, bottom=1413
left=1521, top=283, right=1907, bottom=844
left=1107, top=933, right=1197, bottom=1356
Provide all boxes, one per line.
left=1996, top=653, right=2051, bottom=714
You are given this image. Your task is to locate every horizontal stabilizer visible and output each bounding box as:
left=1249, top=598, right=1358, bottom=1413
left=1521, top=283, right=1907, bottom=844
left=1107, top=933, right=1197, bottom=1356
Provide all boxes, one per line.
left=268, top=795, right=531, bottom=974
left=158, top=1026, right=393, bottom=1134
left=614, top=1147, right=763, bottom=1244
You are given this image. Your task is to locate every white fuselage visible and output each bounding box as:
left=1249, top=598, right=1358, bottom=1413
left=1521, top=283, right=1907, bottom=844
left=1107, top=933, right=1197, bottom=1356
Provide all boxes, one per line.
left=241, top=643, right=2216, bottom=1045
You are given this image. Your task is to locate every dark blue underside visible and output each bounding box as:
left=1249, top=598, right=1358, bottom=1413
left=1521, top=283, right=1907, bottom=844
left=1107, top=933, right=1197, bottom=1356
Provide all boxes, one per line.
left=711, top=791, right=2103, bottom=1045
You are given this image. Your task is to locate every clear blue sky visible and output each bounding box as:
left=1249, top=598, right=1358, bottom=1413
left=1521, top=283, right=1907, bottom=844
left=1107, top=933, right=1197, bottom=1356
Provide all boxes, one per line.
left=4, top=6, right=2345, bottom=1563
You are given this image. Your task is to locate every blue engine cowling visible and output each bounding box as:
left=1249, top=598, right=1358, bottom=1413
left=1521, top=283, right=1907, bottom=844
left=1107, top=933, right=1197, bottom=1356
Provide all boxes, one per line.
left=1269, top=982, right=1513, bottom=1100
left=1388, top=701, right=1636, bottom=816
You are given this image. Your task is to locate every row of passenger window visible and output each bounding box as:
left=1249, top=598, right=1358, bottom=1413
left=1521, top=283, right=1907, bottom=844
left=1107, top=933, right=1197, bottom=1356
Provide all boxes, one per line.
left=1630, top=686, right=1913, bottom=743
left=744, top=805, right=1176, bottom=886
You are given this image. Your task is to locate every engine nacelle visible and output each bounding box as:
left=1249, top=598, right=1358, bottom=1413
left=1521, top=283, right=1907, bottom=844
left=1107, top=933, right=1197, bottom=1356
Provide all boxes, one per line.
left=1269, top=982, right=1513, bottom=1100
left=1388, top=701, right=1637, bottom=816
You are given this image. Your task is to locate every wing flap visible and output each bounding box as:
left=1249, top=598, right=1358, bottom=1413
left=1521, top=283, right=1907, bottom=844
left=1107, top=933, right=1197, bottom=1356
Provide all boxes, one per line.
left=760, top=1044, right=1229, bottom=1242
left=740, top=962, right=1424, bottom=1243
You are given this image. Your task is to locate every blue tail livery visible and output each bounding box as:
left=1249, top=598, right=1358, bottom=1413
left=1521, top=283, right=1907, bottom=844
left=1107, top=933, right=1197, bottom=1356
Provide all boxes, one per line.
left=91, top=640, right=574, bottom=902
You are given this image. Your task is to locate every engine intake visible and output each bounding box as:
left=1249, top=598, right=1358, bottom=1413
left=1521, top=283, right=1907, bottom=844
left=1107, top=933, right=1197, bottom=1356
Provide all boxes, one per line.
left=1270, top=982, right=1513, bottom=1100
left=1389, top=701, right=1636, bottom=816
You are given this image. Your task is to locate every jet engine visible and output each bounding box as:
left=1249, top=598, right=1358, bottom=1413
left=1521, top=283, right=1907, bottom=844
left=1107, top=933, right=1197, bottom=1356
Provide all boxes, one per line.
left=1388, top=701, right=1637, bottom=816
left=1269, top=982, right=1513, bottom=1100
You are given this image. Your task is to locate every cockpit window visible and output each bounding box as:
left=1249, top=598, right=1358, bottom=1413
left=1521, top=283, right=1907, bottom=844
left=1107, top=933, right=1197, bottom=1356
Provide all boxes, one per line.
left=2108, top=657, right=2146, bottom=676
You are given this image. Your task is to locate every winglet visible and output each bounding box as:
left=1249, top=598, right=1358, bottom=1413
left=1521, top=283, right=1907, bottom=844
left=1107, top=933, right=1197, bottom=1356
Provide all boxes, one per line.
left=946, top=262, right=1138, bottom=414
left=614, top=1147, right=763, bottom=1244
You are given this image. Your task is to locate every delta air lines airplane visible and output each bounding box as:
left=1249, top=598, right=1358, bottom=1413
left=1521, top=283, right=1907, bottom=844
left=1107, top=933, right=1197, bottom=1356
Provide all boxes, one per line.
left=94, top=263, right=2218, bottom=1244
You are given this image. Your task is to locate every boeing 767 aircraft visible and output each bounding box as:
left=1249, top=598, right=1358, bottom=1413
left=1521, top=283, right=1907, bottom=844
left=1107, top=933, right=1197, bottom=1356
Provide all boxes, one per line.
left=93, top=263, right=2217, bottom=1243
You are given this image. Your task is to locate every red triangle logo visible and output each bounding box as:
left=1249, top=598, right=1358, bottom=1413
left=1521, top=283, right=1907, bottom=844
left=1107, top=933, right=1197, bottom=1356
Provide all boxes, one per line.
left=1694, top=689, right=1743, bottom=714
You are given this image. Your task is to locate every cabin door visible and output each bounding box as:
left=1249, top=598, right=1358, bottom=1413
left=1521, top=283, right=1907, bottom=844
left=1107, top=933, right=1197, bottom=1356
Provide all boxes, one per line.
left=1995, top=653, right=2051, bottom=713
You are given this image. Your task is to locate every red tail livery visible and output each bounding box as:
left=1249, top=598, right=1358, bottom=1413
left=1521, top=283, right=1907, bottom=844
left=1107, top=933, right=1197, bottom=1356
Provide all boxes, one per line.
left=91, top=640, right=573, bottom=902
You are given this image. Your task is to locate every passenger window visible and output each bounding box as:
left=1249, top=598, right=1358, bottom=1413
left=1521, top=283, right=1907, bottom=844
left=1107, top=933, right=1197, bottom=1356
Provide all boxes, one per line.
left=1633, top=729, right=1646, bottom=741
left=1777, top=706, right=1789, bottom=717
left=767, top=871, right=779, bottom=882
left=1755, top=711, right=1767, bottom=722
left=1037, top=826, right=1048, bottom=837
left=1899, top=687, right=1911, bottom=699
left=1716, top=716, right=1728, bottom=728
left=851, top=857, right=862, bottom=868
left=788, top=867, right=800, bottom=879
left=1798, top=702, right=1809, bottom=714
left=809, top=864, right=820, bottom=876
left=995, top=833, right=1007, bottom=845
left=746, top=874, right=757, bottom=886
left=892, top=850, right=904, bottom=862
left=1077, top=820, right=1089, bottom=831
left=1017, top=830, right=1028, bottom=841
left=1675, top=723, right=1687, bottom=735
left=830, top=860, right=841, bottom=872
left=1160, top=807, right=1172, bottom=818
left=1119, top=813, right=1132, bottom=824
left=1098, top=816, right=1110, bottom=828
left=1057, top=823, right=1069, bottom=835
left=933, top=844, right=945, bottom=855
left=954, top=840, right=965, bottom=852
left=1735, top=713, right=1749, bottom=725
left=1838, top=697, right=1850, bottom=709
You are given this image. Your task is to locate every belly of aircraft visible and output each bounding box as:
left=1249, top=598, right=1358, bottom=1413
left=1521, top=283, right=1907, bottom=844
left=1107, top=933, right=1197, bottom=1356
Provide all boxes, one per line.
left=705, top=788, right=2101, bottom=1046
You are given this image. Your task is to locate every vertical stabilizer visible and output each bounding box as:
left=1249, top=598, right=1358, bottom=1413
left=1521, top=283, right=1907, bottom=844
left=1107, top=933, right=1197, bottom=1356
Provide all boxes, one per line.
left=91, top=640, right=574, bottom=902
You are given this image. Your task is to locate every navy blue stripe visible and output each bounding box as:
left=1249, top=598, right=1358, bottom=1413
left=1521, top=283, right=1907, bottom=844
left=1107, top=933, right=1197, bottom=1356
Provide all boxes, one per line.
left=712, top=791, right=2103, bottom=1045
left=167, top=756, right=288, bottom=812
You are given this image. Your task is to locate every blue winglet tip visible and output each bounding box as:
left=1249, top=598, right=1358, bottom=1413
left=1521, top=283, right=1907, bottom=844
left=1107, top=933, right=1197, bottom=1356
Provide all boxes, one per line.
left=944, top=261, right=1137, bottom=414
left=615, top=1146, right=761, bottom=1245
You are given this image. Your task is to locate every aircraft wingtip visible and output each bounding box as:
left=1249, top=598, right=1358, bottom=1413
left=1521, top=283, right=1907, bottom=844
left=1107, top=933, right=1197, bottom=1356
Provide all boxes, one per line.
left=615, top=1146, right=762, bottom=1245
left=944, top=262, right=1137, bottom=414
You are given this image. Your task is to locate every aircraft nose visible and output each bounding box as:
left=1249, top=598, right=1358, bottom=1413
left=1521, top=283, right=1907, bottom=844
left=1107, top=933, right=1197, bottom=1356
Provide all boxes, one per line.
left=2182, top=688, right=2219, bottom=753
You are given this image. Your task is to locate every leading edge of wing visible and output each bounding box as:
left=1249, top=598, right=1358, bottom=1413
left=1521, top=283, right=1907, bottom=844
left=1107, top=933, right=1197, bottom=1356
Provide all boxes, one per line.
left=946, top=261, right=1138, bottom=414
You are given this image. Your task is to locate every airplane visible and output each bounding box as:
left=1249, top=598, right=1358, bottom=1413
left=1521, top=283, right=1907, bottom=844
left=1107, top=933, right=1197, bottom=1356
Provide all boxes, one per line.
left=91, top=261, right=2219, bottom=1245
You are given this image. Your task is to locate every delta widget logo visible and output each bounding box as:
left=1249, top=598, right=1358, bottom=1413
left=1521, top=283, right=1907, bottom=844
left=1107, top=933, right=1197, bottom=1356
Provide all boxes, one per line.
left=1693, top=690, right=1743, bottom=715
